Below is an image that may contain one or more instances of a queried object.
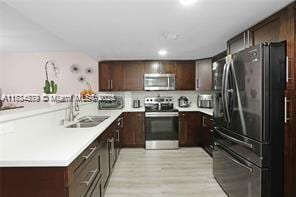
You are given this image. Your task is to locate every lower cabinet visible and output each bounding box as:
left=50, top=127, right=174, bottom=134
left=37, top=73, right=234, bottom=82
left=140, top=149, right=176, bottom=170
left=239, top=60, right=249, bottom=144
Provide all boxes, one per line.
left=122, top=112, right=145, bottom=147
left=201, top=114, right=214, bottom=157
left=179, top=112, right=202, bottom=147
left=0, top=117, right=121, bottom=197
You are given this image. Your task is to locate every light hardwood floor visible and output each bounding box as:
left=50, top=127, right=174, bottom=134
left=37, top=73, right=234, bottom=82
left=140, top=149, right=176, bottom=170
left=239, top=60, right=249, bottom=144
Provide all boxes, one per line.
left=105, top=148, right=226, bottom=197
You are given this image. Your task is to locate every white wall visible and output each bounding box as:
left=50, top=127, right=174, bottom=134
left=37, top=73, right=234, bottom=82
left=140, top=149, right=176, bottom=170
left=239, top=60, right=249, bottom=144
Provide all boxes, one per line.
left=0, top=52, right=98, bottom=94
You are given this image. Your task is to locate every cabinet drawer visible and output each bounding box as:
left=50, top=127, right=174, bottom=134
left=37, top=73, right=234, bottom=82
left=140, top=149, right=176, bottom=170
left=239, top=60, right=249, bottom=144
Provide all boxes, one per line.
left=68, top=150, right=100, bottom=197
left=68, top=141, right=100, bottom=185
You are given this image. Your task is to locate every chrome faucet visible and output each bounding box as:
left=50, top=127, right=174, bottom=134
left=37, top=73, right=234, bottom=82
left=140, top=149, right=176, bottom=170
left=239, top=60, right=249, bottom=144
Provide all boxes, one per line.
left=68, top=95, right=80, bottom=122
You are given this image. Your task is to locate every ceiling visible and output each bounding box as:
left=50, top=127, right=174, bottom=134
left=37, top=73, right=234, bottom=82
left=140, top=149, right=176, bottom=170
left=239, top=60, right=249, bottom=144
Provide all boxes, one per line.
left=1, top=0, right=294, bottom=60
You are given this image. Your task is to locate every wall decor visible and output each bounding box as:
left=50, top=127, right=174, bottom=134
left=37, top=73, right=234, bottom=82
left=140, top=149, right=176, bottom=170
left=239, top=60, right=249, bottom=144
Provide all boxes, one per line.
left=85, top=67, right=93, bottom=74
left=70, top=64, right=80, bottom=73
left=78, top=76, right=85, bottom=83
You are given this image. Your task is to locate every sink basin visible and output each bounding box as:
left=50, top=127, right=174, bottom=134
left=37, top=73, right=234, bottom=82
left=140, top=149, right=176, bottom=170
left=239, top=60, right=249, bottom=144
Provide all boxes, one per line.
left=66, top=115, right=110, bottom=128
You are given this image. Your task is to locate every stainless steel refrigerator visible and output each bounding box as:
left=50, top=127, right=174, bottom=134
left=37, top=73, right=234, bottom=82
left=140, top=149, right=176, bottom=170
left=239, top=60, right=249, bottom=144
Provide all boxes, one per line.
left=212, top=42, right=286, bottom=197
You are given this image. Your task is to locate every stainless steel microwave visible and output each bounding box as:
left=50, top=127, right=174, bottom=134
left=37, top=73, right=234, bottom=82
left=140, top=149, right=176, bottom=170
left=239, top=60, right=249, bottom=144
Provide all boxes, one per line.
left=144, top=74, right=176, bottom=91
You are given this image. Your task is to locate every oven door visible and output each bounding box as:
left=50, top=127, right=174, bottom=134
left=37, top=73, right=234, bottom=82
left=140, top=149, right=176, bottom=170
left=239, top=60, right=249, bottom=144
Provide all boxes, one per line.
left=145, top=112, right=179, bottom=149
left=144, top=74, right=175, bottom=91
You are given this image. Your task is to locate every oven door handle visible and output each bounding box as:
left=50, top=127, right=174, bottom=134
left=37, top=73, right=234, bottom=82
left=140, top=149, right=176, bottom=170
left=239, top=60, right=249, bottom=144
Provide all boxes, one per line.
left=145, top=112, right=179, bottom=117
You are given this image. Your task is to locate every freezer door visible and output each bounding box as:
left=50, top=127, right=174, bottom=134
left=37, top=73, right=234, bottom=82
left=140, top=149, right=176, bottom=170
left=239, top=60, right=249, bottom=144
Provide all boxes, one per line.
left=213, top=142, right=269, bottom=197
left=214, top=127, right=269, bottom=167
left=225, top=45, right=264, bottom=142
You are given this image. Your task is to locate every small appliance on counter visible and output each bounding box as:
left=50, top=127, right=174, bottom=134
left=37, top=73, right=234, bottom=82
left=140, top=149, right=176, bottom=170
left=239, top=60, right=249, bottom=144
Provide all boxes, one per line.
left=197, top=94, right=213, bottom=108
left=133, top=99, right=141, bottom=108
left=98, top=96, right=124, bottom=110
left=178, top=96, right=191, bottom=108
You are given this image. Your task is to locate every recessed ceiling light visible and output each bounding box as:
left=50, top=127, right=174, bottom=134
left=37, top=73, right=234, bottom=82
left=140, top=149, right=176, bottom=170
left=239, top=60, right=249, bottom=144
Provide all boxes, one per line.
left=158, top=50, right=168, bottom=56
left=179, top=0, right=198, bottom=6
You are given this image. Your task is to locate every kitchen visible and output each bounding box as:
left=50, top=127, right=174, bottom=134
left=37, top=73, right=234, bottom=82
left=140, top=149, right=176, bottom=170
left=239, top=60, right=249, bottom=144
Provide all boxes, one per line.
left=0, top=0, right=296, bottom=197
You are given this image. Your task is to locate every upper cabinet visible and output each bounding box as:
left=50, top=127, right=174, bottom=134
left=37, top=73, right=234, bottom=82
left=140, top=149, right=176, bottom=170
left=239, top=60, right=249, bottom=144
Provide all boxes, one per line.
left=249, top=10, right=286, bottom=46
left=99, top=62, right=124, bottom=91
left=227, top=5, right=296, bottom=90
left=144, top=61, right=176, bottom=74
left=123, top=61, right=144, bottom=91
left=196, top=59, right=212, bottom=91
left=227, top=31, right=251, bottom=55
left=99, top=60, right=198, bottom=91
left=175, top=60, right=196, bottom=90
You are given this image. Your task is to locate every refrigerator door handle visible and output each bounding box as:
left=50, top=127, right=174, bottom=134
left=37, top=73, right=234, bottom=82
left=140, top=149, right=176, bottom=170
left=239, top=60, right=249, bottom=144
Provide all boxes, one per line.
left=215, top=127, right=253, bottom=149
left=224, top=62, right=231, bottom=123
left=221, top=63, right=228, bottom=122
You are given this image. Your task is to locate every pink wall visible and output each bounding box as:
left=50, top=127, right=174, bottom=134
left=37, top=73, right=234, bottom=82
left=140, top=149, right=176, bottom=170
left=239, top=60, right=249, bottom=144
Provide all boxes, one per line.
left=0, top=52, right=98, bottom=95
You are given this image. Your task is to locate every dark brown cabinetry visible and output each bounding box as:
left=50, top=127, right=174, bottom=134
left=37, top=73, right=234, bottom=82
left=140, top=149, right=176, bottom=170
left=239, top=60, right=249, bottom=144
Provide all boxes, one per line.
left=284, top=90, right=296, bottom=197
left=201, top=115, right=214, bottom=157
left=123, top=61, right=144, bottom=91
left=99, top=62, right=124, bottom=91
left=249, top=10, right=286, bottom=46
left=144, top=61, right=176, bottom=74
left=196, top=59, right=212, bottom=91
left=122, top=112, right=145, bottom=147
left=0, top=118, right=120, bottom=197
left=99, top=60, right=198, bottom=91
left=179, top=112, right=202, bottom=147
left=175, top=61, right=196, bottom=90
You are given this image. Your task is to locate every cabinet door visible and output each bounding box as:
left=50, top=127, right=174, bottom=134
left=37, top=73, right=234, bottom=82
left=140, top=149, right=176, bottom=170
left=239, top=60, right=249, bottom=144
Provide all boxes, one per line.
left=144, top=61, right=160, bottom=74
left=179, top=112, right=202, bottom=146
left=85, top=175, right=103, bottom=197
left=134, top=113, right=145, bottom=146
left=286, top=5, right=296, bottom=90
left=202, top=115, right=214, bottom=156
left=100, top=134, right=109, bottom=189
left=227, top=33, right=246, bottom=55
left=122, top=113, right=145, bottom=147
left=99, top=62, right=112, bottom=91
left=123, top=61, right=144, bottom=91
left=284, top=90, right=296, bottom=197
left=250, top=10, right=286, bottom=46
left=110, top=62, right=124, bottom=91
left=159, top=61, right=176, bottom=74
left=175, top=61, right=196, bottom=90
left=99, top=62, right=124, bottom=91
left=196, top=59, right=212, bottom=91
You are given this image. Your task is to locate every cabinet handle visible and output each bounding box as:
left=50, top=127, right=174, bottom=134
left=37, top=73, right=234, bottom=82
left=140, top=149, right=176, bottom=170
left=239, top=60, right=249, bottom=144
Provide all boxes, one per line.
left=285, top=97, right=292, bottom=123
left=82, top=147, right=97, bottom=160
left=107, top=80, right=110, bottom=90
left=110, top=80, right=113, bottom=90
left=286, top=56, right=293, bottom=83
left=115, top=130, right=120, bottom=142
left=81, top=169, right=98, bottom=186
left=202, top=116, right=205, bottom=127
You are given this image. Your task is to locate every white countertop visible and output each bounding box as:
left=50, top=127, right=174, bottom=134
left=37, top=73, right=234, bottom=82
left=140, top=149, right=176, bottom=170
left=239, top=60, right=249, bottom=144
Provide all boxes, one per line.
left=0, top=104, right=212, bottom=167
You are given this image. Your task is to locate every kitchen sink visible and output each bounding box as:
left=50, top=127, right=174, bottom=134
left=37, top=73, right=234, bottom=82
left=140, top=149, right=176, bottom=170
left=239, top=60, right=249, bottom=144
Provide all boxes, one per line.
left=66, top=115, right=110, bottom=128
